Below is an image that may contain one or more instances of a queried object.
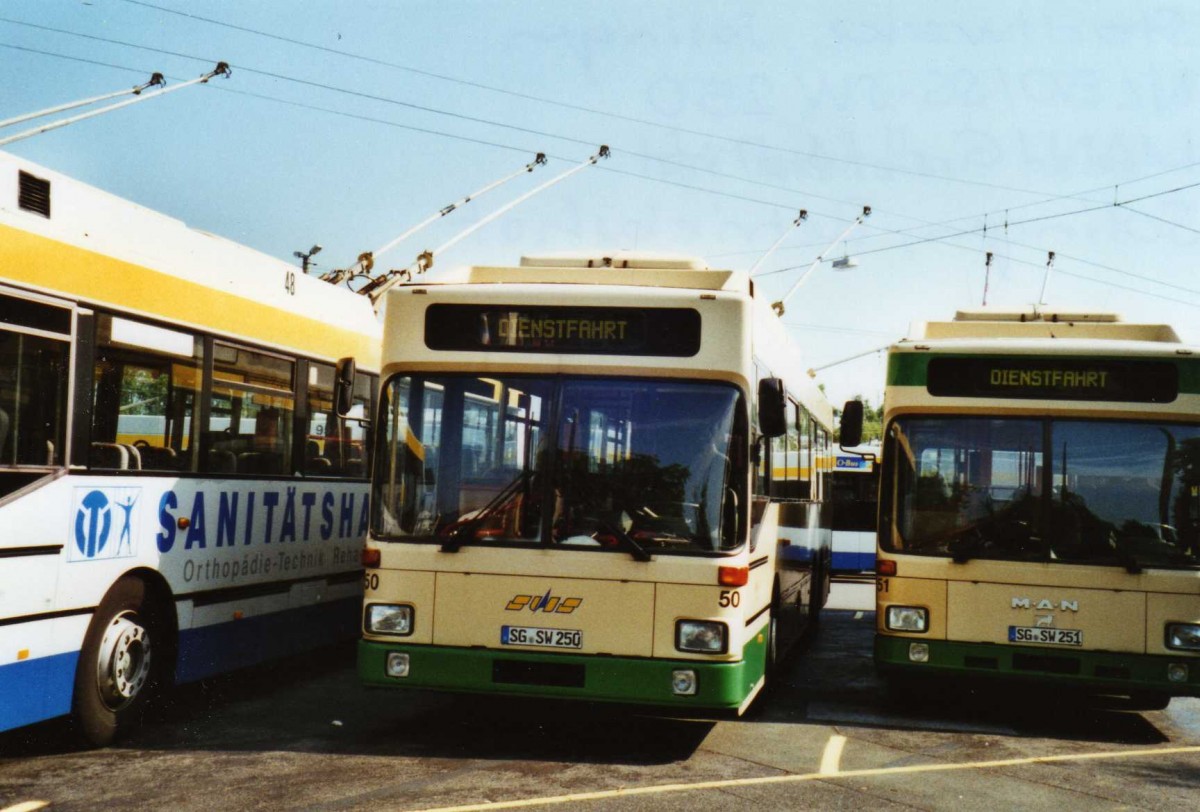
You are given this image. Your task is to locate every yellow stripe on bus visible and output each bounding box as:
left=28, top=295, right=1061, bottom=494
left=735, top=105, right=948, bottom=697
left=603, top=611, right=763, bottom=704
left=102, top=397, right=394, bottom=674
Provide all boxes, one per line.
left=0, top=223, right=377, bottom=364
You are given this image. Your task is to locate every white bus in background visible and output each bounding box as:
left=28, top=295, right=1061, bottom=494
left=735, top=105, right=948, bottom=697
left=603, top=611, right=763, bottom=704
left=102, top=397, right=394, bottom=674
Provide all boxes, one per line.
left=830, top=445, right=880, bottom=573
left=0, top=151, right=379, bottom=745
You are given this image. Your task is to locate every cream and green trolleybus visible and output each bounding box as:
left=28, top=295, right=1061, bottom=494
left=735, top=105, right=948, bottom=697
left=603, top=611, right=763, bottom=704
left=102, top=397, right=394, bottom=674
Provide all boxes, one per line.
left=842, top=308, right=1200, bottom=707
left=360, top=253, right=834, bottom=712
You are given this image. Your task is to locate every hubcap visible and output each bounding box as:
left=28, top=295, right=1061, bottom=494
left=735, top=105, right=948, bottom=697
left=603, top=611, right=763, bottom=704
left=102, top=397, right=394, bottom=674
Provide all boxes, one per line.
left=96, top=611, right=152, bottom=710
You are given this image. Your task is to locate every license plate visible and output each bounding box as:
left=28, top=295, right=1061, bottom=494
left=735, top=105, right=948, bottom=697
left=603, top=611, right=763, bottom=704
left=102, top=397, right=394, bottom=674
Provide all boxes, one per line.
left=501, top=625, right=582, bottom=649
left=1008, top=626, right=1083, bottom=646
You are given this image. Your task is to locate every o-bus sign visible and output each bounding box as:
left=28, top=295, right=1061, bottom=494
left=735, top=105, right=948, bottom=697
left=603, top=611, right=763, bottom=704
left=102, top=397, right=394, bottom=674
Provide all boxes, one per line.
left=424, top=304, right=701, bottom=357
left=926, top=357, right=1178, bottom=403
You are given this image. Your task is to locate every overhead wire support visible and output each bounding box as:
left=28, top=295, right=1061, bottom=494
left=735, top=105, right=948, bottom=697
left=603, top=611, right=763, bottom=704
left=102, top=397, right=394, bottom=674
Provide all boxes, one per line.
left=0, top=62, right=230, bottom=148
left=746, top=210, right=808, bottom=276
left=1038, top=250, right=1056, bottom=306
left=323, top=153, right=548, bottom=286
left=770, top=205, right=871, bottom=317
left=361, top=146, right=610, bottom=304
left=0, top=73, right=165, bottom=131
left=982, top=251, right=994, bottom=306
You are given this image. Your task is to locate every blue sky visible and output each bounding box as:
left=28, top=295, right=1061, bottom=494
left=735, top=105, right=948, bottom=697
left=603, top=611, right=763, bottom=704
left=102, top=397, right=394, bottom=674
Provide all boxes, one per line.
left=2, top=1, right=1198, bottom=406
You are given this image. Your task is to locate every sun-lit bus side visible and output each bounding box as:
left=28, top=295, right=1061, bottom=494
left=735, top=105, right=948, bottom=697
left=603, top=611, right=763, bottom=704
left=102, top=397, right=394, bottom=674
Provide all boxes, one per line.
left=359, top=255, right=833, bottom=713
left=0, top=151, right=380, bottom=743
left=870, top=309, right=1200, bottom=707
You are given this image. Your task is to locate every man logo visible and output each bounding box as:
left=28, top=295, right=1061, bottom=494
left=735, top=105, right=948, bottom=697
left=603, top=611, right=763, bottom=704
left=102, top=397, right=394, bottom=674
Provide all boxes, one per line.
left=506, top=589, right=582, bottom=614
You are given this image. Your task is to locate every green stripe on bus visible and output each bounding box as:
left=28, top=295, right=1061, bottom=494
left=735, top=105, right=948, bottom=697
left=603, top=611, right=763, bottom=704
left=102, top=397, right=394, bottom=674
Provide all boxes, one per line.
left=358, top=628, right=768, bottom=710
left=874, top=635, right=1200, bottom=696
left=887, top=352, right=1200, bottom=394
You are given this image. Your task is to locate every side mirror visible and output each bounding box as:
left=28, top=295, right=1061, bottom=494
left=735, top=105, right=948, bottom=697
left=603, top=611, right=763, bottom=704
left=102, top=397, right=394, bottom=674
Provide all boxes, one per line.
left=757, top=377, right=788, bottom=439
left=840, top=400, right=864, bottom=448
left=335, top=357, right=356, bottom=417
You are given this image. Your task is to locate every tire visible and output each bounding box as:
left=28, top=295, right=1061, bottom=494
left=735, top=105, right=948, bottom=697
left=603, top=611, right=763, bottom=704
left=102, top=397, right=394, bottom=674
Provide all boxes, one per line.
left=72, top=577, right=173, bottom=747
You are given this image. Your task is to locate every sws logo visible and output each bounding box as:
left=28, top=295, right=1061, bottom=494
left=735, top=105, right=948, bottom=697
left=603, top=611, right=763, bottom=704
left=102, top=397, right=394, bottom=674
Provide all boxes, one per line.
left=506, top=589, right=582, bottom=614
left=70, top=487, right=141, bottom=561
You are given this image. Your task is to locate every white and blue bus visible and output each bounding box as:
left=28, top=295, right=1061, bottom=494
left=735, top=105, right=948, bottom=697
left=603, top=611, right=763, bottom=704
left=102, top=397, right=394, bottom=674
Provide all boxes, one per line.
left=0, top=151, right=380, bottom=744
left=829, top=446, right=879, bottom=573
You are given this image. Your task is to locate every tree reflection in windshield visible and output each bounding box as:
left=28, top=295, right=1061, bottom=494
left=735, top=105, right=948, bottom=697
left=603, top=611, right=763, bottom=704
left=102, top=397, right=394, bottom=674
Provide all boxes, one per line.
left=373, top=375, right=746, bottom=553
left=886, top=417, right=1200, bottom=569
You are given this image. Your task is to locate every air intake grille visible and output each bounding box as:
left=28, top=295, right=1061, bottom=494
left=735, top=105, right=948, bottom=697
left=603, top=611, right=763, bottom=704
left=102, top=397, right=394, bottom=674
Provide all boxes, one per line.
left=18, top=171, right=51, bottom=218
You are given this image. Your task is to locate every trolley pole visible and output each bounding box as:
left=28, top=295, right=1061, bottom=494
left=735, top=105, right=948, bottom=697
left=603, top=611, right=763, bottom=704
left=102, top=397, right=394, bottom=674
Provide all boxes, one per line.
left=0, top=63, right=230, bottom=148
left=361, top=146, right=610, bottom=304
left=771, top=205, right=871, bottom=317
left=746, top=210, right=808, bottom=276
left=323, top=153, right=547, bottom=286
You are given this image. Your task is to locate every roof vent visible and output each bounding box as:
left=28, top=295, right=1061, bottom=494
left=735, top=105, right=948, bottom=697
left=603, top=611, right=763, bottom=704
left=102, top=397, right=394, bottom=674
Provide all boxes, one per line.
left=18, top=171, right=51, bottom=218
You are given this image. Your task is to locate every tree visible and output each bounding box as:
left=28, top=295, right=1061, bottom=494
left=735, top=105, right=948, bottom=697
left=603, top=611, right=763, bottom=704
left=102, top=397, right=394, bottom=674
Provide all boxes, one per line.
left=833, top=395, right=884, bottom=444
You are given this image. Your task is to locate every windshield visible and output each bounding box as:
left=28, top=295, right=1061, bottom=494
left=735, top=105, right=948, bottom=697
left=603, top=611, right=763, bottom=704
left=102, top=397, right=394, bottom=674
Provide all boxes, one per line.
left=883, top=416, right=1200, bottom=570
left=373, top=375, right=747, bottom=554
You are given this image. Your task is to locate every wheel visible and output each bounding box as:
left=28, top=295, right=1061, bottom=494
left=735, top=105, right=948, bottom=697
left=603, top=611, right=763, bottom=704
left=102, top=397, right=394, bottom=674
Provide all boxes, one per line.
left=73, top=577, right=173, bottom=746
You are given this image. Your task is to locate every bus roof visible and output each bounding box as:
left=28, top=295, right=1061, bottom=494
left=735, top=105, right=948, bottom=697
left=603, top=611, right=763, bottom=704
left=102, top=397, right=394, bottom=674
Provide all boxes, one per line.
left=905, top=307, right=1182, bottom=345
left=425, top=253, right=746, bottom=293
left=0, top=150, right=380, bottom=366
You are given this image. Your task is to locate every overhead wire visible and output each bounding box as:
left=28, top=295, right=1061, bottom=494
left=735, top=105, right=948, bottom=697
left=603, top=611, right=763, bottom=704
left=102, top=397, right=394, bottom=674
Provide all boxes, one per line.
left=18, top=12, right=1198, bottom=254
left=113, top=0, right=1071, bottom=199
left=5, top=26, right=1197, bottom=309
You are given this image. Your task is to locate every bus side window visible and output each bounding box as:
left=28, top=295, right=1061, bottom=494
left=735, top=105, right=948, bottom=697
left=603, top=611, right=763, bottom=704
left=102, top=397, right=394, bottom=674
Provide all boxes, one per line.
left=305, top=362, right=373, bottom=478
left=90, top=314, right=202, bottom=472
left=797, top=407, right=813, bottom=499
left=207, top=342, right=295, bottom=476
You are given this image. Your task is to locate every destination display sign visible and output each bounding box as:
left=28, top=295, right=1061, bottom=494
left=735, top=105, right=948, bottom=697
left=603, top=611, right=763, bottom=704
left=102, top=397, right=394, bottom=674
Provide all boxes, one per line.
left=424, top=304, right=701, bottom=356
left=926, top=357, right=1178, bottom=403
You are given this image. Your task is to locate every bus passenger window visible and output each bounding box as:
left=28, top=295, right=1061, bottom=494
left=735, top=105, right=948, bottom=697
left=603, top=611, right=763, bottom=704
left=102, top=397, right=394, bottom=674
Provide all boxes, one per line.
left=0, top=326, right=69, bottom=472
left=90, top=315, right=202, bottom=472
left=206, top=343, right=294, bottom=476
left=306, top=362, right=373, bottom=478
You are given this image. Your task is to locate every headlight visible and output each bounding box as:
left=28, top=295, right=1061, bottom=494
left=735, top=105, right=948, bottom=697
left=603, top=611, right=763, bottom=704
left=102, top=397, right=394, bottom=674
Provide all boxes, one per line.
left=886, top=605, right=928, bottom=633
left=366, top=604, right=413, bottom=636
left=676, top=620, right=728, bottom=654
left=1166, top=623, right=1200, bottom=651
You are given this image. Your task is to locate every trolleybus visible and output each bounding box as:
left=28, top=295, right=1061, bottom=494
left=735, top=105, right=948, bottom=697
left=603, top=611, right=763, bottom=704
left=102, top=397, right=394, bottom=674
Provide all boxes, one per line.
left=0, top=151, right=379, bottom=744
left=360, top=253, right=833, bottom=713
left=830, top=446, right=879, bottom=573
left=847, top=308, right=1200, bottom=707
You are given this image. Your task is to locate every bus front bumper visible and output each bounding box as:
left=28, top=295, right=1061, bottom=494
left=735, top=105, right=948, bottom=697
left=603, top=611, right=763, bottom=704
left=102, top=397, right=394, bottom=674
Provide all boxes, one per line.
left=358, top=638, right=766, bottom=711
left=876, top=635, right=1200, bottom=697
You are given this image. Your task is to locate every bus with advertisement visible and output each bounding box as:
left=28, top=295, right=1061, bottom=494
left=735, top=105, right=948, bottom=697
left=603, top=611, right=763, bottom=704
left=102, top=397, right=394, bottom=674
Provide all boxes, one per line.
left=0, top=151, right=379, bottom=744
left=359, top=252, right=833, bottom=713
left=842, top=308, right=1200, bottom=707
left=829, top=446, right=879, bottom=573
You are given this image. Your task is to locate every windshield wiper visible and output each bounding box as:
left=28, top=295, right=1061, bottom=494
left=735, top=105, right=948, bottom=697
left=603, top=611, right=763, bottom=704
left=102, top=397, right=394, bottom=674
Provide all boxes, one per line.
left=1112, top=547, right=1144, bottom=575
left=441, top=470, right=530, bottom=553
left=594, top=518, right=652, bottom=562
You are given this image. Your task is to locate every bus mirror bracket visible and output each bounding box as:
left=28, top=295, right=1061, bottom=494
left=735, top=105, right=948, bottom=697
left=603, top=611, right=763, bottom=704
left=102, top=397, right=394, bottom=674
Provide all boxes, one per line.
left=335, top=357, right=357, bottom=418
left=757, top=377, right=788, bottom=438
left=839, top=400, right=864, bottom=449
